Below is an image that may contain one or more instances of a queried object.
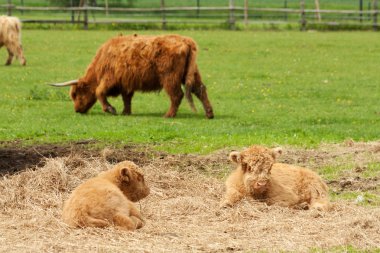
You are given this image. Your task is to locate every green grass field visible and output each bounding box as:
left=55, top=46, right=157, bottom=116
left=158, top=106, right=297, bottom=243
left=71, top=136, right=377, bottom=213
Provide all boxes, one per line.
left=1, top=30, right=379, bottom=153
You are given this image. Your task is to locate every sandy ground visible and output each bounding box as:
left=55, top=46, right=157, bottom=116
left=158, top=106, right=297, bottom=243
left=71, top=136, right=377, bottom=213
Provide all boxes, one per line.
left=0, top=141, right=379, bottom=252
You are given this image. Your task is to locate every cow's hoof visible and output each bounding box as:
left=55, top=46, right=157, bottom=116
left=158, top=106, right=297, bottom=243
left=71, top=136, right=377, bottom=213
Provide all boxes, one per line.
left=122, top=110, right=131, bottom=115
left=206, top=109, right=214, bottom=119
left=164, top=113, right=176, bottom=118
left=105, top=106, right=117, bottom=115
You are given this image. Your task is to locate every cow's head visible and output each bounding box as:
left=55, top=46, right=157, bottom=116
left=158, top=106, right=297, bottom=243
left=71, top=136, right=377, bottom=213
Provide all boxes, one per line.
left=112, top=161, right=150, bottom=202
left=229, top=146, right=282, bottom=194
left=69, top=81, right=97, bottom=113
left=49, top=79, right=96, bottom=113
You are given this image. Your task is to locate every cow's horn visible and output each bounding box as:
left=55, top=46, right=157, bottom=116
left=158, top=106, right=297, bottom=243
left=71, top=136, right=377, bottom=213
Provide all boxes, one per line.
left=48, top=79, right=78, bottom=87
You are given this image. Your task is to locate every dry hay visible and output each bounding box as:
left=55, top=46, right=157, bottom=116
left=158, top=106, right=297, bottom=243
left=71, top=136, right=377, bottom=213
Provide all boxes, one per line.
left=1, top=144, right=380, bottom=253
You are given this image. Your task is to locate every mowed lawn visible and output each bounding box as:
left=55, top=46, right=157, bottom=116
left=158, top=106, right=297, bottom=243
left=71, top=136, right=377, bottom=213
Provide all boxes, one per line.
left=0, top=30, right=379, bottom=153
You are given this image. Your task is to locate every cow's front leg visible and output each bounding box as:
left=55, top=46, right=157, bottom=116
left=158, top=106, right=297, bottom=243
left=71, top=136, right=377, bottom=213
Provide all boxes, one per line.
left=96, top=80, right=116, bottom=115
left=121, top=91, right=134, bottom=115
left=163, top=84, right=184, bottom=118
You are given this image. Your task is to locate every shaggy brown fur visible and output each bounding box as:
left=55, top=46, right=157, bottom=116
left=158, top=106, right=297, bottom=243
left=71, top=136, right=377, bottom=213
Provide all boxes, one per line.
left=62, top=161, right=150, bottom=230
left=53, top=34, right=214, bottom=118
left=0, top=16, right=26, bottom=66
left=221, top=145, right=330, bottom=211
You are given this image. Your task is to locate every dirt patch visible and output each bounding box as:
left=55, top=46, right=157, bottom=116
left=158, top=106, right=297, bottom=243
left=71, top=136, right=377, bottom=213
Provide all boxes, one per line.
left=1, top=140, right=380, bottom=193
left=0, top=140, right=380, bottom=252
left=0, top=141, right=163, bottom=175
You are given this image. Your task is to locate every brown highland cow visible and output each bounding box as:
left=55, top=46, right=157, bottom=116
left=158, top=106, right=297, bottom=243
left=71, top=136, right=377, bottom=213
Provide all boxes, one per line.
left=62, top=161, right=150, bottom=230
left=51, top=34, right=214, bottom=119
left=221, top=145, right=330, bottom=211
left=0, top=16, right=26, bottom=66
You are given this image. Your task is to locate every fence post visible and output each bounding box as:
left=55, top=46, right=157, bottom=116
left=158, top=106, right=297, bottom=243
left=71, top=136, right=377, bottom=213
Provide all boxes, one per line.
left=300, top=0, right=306, bottom=31
left=70, top=0, right=75, bottom=24
left=197, top=0, right=200, bottom=18
left=105, top=0, right=109, bottom=16
left=359, top=0, right=363, bottom=22
left=374, top=0, right=378, bottom=31
left=315, top=0, right=321, bottom=21
left=284, top=0, right=288, bottom=21
left=161, top=0, right=167, bottom=30
left=229, top=0, right=236, bottom=30
left=84, top=0, right=88, bottom=30
left=20, top=0, right=24, bottom=15
left=244, top=0, right=248, bottom=27
left=7, top=0, right=12, bottom=16
left=368, top=2, right=371, bottom=20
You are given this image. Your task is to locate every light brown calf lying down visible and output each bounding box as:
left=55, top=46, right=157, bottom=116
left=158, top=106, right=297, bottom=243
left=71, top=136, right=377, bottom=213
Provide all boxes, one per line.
left=221, top=145, right=330, bottom=211
left=62, top=161, right=150, bottom=230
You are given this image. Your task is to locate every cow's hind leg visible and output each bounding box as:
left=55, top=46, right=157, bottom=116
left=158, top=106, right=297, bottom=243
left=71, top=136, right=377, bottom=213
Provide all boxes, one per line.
left=5, top=48, right=14, bottom=66
left=163, top=80, right=184, bottom=118
left=192, top=81, right=214, bottom=119
left=96, top=79, right=117, bottom=115
left=16, top=44, right=26, bottom=66
left=121, top=91, right=134, bottom=115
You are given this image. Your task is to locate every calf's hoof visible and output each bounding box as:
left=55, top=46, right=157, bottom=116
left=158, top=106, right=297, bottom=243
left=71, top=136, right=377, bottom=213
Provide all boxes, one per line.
left=131, top=216, right=144, bottom=229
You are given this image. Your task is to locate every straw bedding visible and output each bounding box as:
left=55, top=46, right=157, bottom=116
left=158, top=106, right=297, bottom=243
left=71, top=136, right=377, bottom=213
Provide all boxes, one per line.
left=0, top=143, right=379, bottom=252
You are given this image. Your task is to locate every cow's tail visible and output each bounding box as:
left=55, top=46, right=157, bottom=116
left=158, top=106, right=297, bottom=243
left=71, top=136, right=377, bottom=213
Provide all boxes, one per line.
left=184, top=40, right=198, bottom=113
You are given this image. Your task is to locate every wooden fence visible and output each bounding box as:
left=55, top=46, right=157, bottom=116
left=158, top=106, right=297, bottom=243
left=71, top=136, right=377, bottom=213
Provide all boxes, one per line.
left=0, top=0, right=379, bottom=30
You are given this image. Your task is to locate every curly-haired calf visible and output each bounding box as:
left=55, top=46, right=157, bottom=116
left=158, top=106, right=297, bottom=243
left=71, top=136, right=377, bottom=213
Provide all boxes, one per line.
left=62, top=161, right=150, bottom=230
left=221, top=145, right=330, bottom=211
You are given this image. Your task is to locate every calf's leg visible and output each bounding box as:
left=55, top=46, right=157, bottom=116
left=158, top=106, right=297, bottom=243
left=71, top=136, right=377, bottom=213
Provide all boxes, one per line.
left=82, top=216, right=110, bottom=228
left=113, top=213, right=141, bottom=230
left=220, top=187, right=244, bottom=208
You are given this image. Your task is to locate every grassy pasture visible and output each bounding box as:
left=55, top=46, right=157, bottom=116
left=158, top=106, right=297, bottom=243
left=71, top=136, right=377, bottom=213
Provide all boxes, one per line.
left=0, top=30, right=379, bottom=153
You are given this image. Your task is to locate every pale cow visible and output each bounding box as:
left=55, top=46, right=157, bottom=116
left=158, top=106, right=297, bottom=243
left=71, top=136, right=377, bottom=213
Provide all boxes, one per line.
left=0, top=16, right=26, bottom=66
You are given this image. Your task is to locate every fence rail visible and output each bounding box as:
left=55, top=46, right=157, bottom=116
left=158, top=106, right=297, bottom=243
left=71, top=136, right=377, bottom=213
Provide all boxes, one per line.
left=1, top=2, right=379, bottom=30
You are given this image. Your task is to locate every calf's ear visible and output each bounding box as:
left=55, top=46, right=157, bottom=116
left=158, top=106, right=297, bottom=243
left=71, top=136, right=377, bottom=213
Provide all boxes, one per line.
left=229, top=151, right=241, bottom=163
left=271, top=147, right=283, bottom=159
left=120, top=167, right=130, bottom=183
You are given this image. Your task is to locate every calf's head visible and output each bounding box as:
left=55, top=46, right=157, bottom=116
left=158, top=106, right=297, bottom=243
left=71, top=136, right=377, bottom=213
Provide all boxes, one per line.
left=229, top=146, right=282, bottom=193
left=113, top=161, right=150, bottom=202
